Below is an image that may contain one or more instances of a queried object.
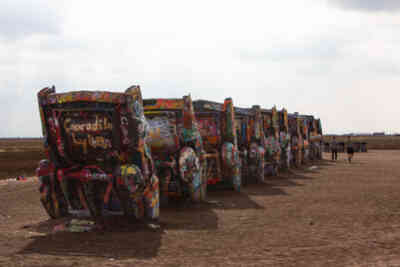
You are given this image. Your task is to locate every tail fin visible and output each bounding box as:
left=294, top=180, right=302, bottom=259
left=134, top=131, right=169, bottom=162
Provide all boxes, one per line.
left=125, top=85, right=143, bottom=105
left=223, top=98, right=237, bottom=145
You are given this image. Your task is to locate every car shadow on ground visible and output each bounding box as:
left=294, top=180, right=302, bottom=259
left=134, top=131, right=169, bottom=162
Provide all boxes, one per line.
left=242, top=182, right=288, bottom=196
left=290, top=159, right=334, bottom=173
left=206, top=190, right=266, bottom=210
left=239, top=163, right=325, bottom=197
left=18, top=200, right=223, bottom=260
left=18, top=188, right=265, bottom=259
left=246, top=159, right=329, bottom=196
left=266, top=171, right=311, bottom=187
left=19, top=215, right=165, bottom=259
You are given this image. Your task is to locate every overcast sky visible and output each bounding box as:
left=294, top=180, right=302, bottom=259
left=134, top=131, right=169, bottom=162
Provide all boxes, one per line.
left=1, top=0, right=400, bottom=137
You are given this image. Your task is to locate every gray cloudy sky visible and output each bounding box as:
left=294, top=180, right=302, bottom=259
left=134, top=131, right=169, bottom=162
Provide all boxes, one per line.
left=1, top=0, right=400, bottom=137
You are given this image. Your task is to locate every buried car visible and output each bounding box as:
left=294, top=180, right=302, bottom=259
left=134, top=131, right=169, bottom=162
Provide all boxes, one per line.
left=309, top=117, right=323, bottom=160
left=143, top=95, right=207, bottom=205
left=193, top=98, right=242, bottom=191
left=288, top=113, right=302, bottom=168
left=36, top=85, right=159, bottom=223
left=278, top=108, right=290, bottom=170
left=261, top=107, right=281, bottom=176
left=234, top=105, right=265, bottom=185
left=298, top=114, right=312, bottom=163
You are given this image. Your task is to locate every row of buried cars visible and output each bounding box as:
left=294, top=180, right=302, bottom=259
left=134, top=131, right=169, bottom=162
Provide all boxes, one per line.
left=36, top=85, right=323, bottom=224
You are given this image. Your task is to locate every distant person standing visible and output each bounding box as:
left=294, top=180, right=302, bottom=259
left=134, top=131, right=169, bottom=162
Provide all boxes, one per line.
left=346, top=136, right=354, bottom=163
left=331, top=136, right=338, bottom=161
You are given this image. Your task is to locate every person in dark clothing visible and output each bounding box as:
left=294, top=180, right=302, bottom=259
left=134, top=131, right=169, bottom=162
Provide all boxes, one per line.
left=346, top=136, right=354, bottom=163
left=331, top=136, right=338, bottom=161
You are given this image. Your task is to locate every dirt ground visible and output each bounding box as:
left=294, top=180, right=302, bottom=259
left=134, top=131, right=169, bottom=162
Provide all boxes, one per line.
left=1, top=150, right=400, bottom=266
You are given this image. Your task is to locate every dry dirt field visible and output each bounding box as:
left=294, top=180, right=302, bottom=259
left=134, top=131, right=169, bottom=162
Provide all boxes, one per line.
left=1, top=150, right=400, bottom=266
left=0, top=139, right=44, bottom=179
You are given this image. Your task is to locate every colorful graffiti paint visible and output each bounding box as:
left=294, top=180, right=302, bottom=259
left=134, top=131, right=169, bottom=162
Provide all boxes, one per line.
left=278, top=108, right=290, bottom=169
left=193, top=99, right=242, bottom=191
left=140, top=98, right=185, bottom=110
left=36, top=85, right=159, bottom=223
left=147, top=115, right=180, bottom=153
left=143, top=95, right=207, bottom=204
left=261, top=108, right=281, bottom=175
left=36, top=83, right=325, bottom=226
left=234, top=105, right=265, bottom=184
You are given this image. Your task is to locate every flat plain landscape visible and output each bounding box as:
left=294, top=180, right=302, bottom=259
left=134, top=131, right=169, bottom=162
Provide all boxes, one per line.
left=1, top=148, right=400, bottom=266
left=1, top=136, right=400, bottom=180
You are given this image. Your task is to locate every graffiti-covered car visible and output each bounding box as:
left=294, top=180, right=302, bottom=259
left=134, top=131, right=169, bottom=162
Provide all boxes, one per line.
left=235, top=105, right=265, bottom=185
left=297, top=116, right=306, bottom=164
left=278, top=108, right=290, bottom=169
left=299, top=115, right=311, bottom=163
left=288, top=113, right=301, bottom=167
left=143, top=96, right=206, bottom=205
left=261, top=107, right=281, bottom=176
left=298, top=114, right=320, bottom=163
left=36, top=85, right=159, bottom=223
left=193, top=99, right=242, bottom=191
left=309, top=117, right=323, bottom=160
